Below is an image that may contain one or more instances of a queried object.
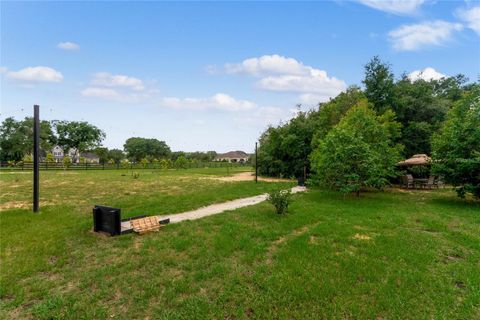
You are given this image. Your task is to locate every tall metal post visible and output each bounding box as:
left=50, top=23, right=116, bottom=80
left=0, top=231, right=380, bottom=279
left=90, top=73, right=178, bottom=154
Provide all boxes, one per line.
left=255, top=142, right=258, bottom=183
left=33, top=105, right=40, bottom=213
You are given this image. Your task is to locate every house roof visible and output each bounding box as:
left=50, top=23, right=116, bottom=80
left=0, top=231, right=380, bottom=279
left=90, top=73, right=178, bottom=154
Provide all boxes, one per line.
left=215, top=151, right=249, bottom=159
left=397, top=154, right=431, bottom=166
left=81, top=152, right=100, bottom=159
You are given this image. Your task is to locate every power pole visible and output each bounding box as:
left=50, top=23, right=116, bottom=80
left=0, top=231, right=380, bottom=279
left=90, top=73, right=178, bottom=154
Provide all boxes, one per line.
left=255, top=142, right=258, bottom=183
left=33, top=105, right=40, bottom=213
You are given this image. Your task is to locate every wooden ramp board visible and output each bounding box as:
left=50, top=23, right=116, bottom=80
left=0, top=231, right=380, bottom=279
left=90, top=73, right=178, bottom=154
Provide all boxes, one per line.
left=131, top=216, right=161, bottom=234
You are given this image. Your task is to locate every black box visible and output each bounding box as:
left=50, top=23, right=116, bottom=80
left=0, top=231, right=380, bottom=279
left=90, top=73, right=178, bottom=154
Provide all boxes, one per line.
left=93, top=205, right=121, bottom=236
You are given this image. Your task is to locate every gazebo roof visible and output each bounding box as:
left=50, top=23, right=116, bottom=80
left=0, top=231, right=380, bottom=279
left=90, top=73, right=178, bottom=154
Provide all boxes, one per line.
left=397, top=154, right=431, bottom=166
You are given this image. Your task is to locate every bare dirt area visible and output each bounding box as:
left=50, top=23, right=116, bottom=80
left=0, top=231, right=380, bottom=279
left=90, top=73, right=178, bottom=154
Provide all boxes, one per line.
left=211, top=171, right=292, bottom=182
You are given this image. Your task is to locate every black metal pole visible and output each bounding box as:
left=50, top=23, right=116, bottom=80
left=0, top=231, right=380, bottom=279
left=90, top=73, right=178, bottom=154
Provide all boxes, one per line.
left=33, top=105, right=40, bottom=213
left=255, top=142, right=258, bottom=183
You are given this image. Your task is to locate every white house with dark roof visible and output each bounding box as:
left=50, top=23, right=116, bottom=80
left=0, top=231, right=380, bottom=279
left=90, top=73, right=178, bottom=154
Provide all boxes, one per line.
left=214, top=151, right=250, bottom=163
left=51, top=146, right=100, bottom=163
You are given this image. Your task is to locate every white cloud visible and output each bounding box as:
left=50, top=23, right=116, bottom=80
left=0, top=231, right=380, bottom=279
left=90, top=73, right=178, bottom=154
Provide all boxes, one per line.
left=225, top=54, right=310, bottom=76
left=81, top=87, right=121, bottom=99
left=57, top=42, right=80, bottom=50
left=91, top=72, right=145, bottom=91
left=160, top=93, right=256, bottom=112
left=357, top=0, right=426, bottom=15
left=456, top=6, right=480, bottom=36
left=388, top=20, right=463, bottom=51
left=224, top=55, right=347, bottom=102
left=7, top=66, right=63, bottom=82
left=0, top=66, right=7, bottom=74
left=408, top=67, right=446, bottom=81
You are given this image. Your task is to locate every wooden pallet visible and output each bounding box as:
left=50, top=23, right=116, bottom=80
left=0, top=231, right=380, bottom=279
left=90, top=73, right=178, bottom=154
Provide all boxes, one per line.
left=131, top=216, right=161, bottom=235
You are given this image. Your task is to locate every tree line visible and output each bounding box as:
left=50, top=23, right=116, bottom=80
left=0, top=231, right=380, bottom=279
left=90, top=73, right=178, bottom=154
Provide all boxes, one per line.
left=0, top=119, right=219, bottom=165
left=257, top=56, right=479, bottom=199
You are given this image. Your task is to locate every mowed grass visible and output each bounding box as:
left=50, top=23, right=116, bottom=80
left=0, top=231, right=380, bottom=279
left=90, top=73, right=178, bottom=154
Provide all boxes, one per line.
left=1, top=169, right=479, bottom=319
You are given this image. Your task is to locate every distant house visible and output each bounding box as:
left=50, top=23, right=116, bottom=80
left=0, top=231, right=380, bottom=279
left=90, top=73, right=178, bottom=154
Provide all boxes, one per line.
left=50, top=146, right=100, bottom=164
left=214, top=151, right=250, bottom=163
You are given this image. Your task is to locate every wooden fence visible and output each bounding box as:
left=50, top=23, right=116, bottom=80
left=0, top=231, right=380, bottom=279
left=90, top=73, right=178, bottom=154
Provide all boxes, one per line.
left=0, top=161, right=249, bottom=171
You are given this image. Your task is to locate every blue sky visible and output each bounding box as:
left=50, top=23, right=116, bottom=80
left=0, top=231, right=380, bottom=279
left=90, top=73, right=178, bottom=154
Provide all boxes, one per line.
left=1, top=0, right=479, bottom=152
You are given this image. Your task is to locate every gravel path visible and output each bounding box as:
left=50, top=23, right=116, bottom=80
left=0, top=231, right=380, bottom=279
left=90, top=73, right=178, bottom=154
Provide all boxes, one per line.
left=121, top=186, right=307, bottom=232
left=157, top=186, right=307, bottom=223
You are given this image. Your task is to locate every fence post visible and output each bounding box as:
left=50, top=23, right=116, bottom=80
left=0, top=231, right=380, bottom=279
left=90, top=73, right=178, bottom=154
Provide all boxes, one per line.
left=103, top=162, right=105, bottom=170
left=117, top=162, right=119, bottom=170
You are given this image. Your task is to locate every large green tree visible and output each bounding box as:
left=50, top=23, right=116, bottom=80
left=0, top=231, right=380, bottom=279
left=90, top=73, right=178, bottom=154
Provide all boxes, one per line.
left=108, top=149, right=125, bottom=164
left=123, top=137, right=171, bottom=162
left=363, top=56, right=394, bottom=114
left=257, top=111, right=316, bottom=178
left=431, top=86, right=480, bottom=199
left=311, top=104, right=402, bottom=195
left=53, top=121, right=105, bottom=159
left=0, top=117, right=56, bottom=161
left=311, top=86, right=367, bottom=147
left=391, top=75, right=461, bottom=156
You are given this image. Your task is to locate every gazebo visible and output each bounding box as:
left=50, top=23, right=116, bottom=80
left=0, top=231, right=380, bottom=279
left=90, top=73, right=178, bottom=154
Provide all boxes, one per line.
left=397, top=154, right=431, bottom=167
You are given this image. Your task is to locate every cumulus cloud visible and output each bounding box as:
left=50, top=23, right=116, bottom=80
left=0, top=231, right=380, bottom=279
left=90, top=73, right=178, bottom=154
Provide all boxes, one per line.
left=224, top=55, right=347, bottom=103
left=81, top=87, right=121, bottom=99
left=160, top=93, right=256, bottom=112
left=81, top=72, right=153, bottom=102
left=388, top=20, right=463, bottom=51
left=357, top=0, right=426, bottom=15
left=408, top=67, right=446, bottom=81
left=91, top=72, right=145, bottom=91
left=456, top=6, right=480, bottom=36
left=225, top=55, right=310, bottom=76
left=57, top=42, right=80, bottom=50
left=6, top=66, right=63, bottom=82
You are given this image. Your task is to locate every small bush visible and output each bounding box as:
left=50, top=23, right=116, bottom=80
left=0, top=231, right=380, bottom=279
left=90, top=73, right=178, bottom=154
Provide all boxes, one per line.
left=267, top=189, right=292, bottom=215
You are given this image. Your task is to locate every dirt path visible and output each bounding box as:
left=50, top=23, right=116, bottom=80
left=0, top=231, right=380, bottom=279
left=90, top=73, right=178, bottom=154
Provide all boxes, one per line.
left=121, top=186, right=306, bottom=231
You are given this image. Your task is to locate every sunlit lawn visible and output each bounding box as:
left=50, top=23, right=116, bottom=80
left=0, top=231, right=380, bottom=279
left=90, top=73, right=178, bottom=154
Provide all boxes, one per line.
left=0, top=168, right=479, bottom=319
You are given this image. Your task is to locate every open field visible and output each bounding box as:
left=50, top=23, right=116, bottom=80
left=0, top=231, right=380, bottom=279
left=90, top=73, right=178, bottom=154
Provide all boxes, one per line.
left=1, top=169, right=479, bottom=319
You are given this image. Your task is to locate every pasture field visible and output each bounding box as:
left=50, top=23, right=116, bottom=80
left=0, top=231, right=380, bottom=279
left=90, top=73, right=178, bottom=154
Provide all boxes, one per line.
left=0, top=168, right=479, bottom=319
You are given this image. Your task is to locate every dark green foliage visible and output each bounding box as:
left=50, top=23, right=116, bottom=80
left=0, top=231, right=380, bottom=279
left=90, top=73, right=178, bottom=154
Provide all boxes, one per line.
left=123, top=137, right=171, bottom=161
left=174, top=155, right=189, bottom=169
left=54, top=121, right=105, bottom=158
left=0, top=117, right=56, bottom=161
left=311, top=86, right=366, bottom=147
left=257, top=111, right=315, bottom=178
left=432, top=86, right=480, bottom=199
left=392, top=76, right=457, bottom=156
left=108, top=148, right=125, bottom=164
left=311, top=105, right=402, bottom=195
left=267, top=189, right=292, bottom=214
left=363, top=56, right=394, bottom=114
left=93, top=147, right=109, bottom=164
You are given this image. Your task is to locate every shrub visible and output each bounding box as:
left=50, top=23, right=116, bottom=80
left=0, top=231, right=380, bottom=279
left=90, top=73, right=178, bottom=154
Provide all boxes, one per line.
left=140, top=158, right=149, bottom=168
left=159, top=159, right=170, bottom=169
left=62, top=156, right=72, bottom=169
left=174, top=156, right=188, bottom=169
left=267, top=189, right=292, bottom=214
left=45, top=153, right=55, bottom=163
left=121, top=159, right=130, bottom=169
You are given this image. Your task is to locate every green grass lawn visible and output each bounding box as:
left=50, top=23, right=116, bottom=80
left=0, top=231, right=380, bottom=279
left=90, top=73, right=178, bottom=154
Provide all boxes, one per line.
left=1, top=168, right=479, bottom=319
